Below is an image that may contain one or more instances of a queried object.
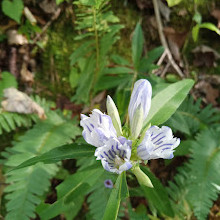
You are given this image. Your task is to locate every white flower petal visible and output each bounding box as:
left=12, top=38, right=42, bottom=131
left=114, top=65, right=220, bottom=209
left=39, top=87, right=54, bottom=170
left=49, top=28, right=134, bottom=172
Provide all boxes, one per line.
left=137, top=126, right=180, bottom=160
left=128, top=79, right=152, bottom=127
left=96, top=137, right=132, bottom=174
left=80, top=109, right=117, bottom=147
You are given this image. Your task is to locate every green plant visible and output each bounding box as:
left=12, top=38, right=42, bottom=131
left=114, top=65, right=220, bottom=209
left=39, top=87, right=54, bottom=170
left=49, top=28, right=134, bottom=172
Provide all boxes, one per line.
left=167, top=127, right=220, bottom=220
left=1, top=0, right=24, bottom=23
left=70, top=0, right=123, bottom=103
left=2, top=111, right=81, bottom=220
left=166, top=96, right=220, bottom=135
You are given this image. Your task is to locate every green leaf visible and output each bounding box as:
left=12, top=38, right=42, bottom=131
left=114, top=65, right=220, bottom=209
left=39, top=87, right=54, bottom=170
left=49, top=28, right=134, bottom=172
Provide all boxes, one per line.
left=69, top=67, right=79, bottom=89
left=2, top=0, right=24, bottom=23
left=143, top=79, right=194, bottom=128
left=166, top=0, right=183, bottom=7
left=13, top=143, right=95, bottom=170
left=110, top=54, right=130, bottom=66
left=38, top=165, right=103, bottom=220
left=95, top=75, right=132, bottom=92
left=192, top=22, right=220, bottom=42
left=132, top=22, right=144, bottom=70
left=102, top=172, right=128, bottom=220
left=103, top=67, right=133, bottom=75
left=193, top=11, right=202, bottom=24
left=140, top=166, right=174, bottom=217
left=174, top=140, right=193, bottom=156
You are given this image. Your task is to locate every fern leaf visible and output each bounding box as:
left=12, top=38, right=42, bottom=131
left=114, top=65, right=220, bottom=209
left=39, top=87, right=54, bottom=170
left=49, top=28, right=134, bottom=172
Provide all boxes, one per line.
left=3, top=111, right=81, bottom=220
left=167, top=128, right=220, bottom=220
left=186, top=128, right=220, bottom=220
left=166, top=96, right=219, bottom=135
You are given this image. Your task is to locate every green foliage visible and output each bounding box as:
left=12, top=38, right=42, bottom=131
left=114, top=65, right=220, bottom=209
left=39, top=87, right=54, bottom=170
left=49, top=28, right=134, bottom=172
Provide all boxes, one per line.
left=192, top=22, right=220, bottom=41
left=143, top=79, right=194, bottom=129
left=132, top=22, right=144, bottom=71
left=141, top=166, right=174, bottom=217
left=166, top=96, right=220, bottom=135
left=167, top=128, right=220, bottom=220
left=87, top=173, right=117, bottom=219
left=102, top=172, right=128, bottom=220
left=70, top=0, right=123, bottom=103
left=37, top=164, right=104, bottom=219
left=3, top=111, right=81, bottom=220
left=1, top=0, right=24, bottom=23
left=187, top=128, right=220, bottom=220
left=0, top=111, right=37, bottom=134
left=0, top=73, right=48, bottom=134
left=166, top=0, right=183, bottom=7
left=13, top=143, right=95, bottom=170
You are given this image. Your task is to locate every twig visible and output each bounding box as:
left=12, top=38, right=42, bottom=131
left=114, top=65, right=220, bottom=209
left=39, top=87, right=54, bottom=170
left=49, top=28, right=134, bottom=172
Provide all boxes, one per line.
left=157, top=49, right=167, bottom=66
left=152, top=0, right=184, bottom=78
left=161, top=62, right=170, bottom=77
left=32, top=8, right=61, bottom=44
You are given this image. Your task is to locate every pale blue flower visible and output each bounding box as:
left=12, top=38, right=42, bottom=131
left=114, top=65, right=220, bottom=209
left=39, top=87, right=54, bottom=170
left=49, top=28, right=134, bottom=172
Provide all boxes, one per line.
left=137, top=126, right=180, bottom=160
left=80, top=79, right=180, bottom=177
left=104, top=179, right=114, bottom=188
left=95, top=137, right=132, bottom=174
left=128, top=79, right=152, bottom=133
left=80, top=109, right=117, bottom=147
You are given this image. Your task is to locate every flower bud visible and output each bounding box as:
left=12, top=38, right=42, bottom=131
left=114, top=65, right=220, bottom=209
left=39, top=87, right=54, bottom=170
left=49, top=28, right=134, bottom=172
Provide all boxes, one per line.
left=106, top=95, right=122, bottom=136
left=130, top=104, right=144, bottom=139
left=128, top=79, right=152, bottom=129
left=132, top=166, right=153, bottom=188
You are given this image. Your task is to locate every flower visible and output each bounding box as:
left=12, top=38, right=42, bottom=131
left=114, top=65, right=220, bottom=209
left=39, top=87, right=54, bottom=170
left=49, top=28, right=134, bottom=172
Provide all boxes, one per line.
left=128, top=79, right=152, bottom=138
left=80, top=79, right=180, bottom=186
left=137, top=126, right=180, bottom=160
left=95, top=137, right=132, bottom=174
left=80, top=109, right=117, bottom=147
left=104, top=179, right=114, bottom=188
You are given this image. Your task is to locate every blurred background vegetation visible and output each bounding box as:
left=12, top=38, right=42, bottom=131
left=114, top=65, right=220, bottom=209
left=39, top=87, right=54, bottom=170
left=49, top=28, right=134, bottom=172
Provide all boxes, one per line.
left=0, top=0, right=219, bottom=219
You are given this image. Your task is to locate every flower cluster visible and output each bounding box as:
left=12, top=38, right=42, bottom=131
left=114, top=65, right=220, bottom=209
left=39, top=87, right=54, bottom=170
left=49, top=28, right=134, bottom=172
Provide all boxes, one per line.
left=80, top=79, right=180, bottom=186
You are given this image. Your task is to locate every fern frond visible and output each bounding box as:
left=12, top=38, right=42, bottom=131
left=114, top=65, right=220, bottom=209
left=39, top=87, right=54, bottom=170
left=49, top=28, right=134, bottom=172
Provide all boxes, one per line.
left=186, top=128, right=220, bottom=220
left=0, top=111, right=37, bottom=134
left=70, top=0, right=122, bottom=104
left=166, top=96, right=219, bottom=135
left=3, top=111, right=81, bottom=220
left=0, top=94, right=54, bottom=135
left=167, top=128, right=220, bottom=220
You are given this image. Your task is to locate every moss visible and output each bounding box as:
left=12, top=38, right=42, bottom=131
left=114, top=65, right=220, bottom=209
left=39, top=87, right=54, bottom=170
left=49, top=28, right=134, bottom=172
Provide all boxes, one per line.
left=111, top=0, right=140, bottom=61
left=37, top=7, right=76, bottom=98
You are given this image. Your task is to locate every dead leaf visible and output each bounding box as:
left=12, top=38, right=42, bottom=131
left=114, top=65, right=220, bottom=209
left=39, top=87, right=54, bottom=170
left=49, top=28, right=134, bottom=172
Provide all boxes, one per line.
left=195, top=81, right=219, bottom=106
left=192, top=45, right=220, bottom=68
left=7, top=30, right=28, bottom=45
left=211, top=9, right=220, bottom=28
left=24, top=7, right=37, bottom=24
left=82, top=91, right=106, bottom=114
left=158, top=0, right=171, bottom=22
left=39, top=0, right=58, bottom=14
left=1, top=88, right=46, bottom=119
left=20, top=63, right=34, bottom=85
left=164, top=27, right=188, bottom=61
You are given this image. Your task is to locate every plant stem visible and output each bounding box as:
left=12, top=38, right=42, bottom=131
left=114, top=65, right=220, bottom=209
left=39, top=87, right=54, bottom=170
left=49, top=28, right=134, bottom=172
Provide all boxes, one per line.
left=90, top=6, right=100, bottom=100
